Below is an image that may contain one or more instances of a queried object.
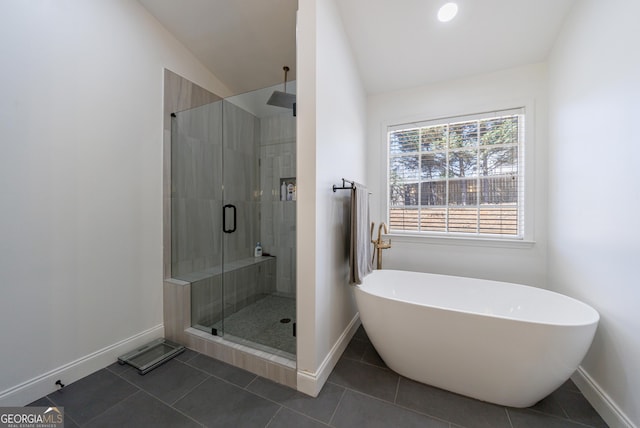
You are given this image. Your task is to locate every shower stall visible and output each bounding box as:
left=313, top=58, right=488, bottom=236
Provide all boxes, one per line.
left=170, top=83, right=297, bottom=360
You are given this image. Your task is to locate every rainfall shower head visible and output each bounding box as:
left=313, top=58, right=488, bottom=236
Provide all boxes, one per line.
left=267, top=90, right=296, bottom=109
left=267, top=66, right=296, bottom=110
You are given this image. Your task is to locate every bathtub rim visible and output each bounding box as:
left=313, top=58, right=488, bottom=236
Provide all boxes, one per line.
left=356, top=269, right=600, bottom=328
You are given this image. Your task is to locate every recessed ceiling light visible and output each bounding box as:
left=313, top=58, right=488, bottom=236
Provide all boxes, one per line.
left=437, top=2, right=458, bottom=22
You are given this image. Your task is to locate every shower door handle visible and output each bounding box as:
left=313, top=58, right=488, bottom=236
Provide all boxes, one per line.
left=223, top=204, right=237, bottom=233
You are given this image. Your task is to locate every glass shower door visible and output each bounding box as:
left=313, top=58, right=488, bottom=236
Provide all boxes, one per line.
left=171, top=100, right=225, bottom=336
left=219, top=98, right=267, bottom=344
left=220, top=91, right=296, bottom=357
left=172, top=84, right=297, bottom=358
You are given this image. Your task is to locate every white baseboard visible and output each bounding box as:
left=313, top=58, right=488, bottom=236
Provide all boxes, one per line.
left=297, top=313, right=360, bottom=397
left=572, top=366, right=636, bottom=428
left=0, top=324, right=164, bottom=407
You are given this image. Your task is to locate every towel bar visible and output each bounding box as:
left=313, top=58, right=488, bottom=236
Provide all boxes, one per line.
left=332, top=178, right=355, bottom=192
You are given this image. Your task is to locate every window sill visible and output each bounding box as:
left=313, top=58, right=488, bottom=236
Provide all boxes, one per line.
left=386, top=233, right=535, bottom=249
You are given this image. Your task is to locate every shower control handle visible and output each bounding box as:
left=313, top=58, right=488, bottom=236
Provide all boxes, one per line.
left=223, top=204, right=237, bottom=233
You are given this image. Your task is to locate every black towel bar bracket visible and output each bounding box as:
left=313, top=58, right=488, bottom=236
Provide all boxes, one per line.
left=332, top=178, right=355, bottom=192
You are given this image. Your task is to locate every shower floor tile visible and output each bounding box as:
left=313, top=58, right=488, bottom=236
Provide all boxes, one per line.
left=212, top=294, right=296, bottom=356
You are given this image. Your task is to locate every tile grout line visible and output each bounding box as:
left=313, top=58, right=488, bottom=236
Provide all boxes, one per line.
left=138, top=389, right=207, bottom=428
left=234, top=378, right=335, bottom=426
left=173, top=354, right=334, bottom=425
left=327, top=379, right=450, bottom=426
left=516, top=406, right=603, bottom=428
left=333, top=354, right=606, bottom=428
left=243, top=375, right=259, bottom=391
left=263, top=405, right=284, bottom=428
left=387, top=400, right=453, bottom=427
left=292, top=409, right=333, bottom=427
left=71, top=387, right=141, bottom=427
left=505, top=406, right=515, bottom=428
left=42, top=346, right=605, bottom=428
left=563, top=389, right=599, bottom=426
left=327, top=387, right=347, bottom=427
left=393, top=376, right=401, bottom=404
left=270, top=404, right=334, bottom=427
left=169, top=374, right=211, bottom=406
left=180, top=357, right=259, bottom=391
left=340, top=353, right=390, bottom=371
left=327, top=377, right=455, bottom=427
left=41, top=395, right=82, bottom=428
left=107, top=365, right=208, bottom=427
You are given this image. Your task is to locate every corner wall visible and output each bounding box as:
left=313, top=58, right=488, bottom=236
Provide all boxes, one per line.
left=548, top=0, right=640, bottom=426
left=0, top=0, right=230, bottom=405
left=296, top=0, right=367, bottom=395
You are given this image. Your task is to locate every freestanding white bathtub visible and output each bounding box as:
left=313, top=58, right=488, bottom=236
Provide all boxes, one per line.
left=354, top=269, right=599, bottom=408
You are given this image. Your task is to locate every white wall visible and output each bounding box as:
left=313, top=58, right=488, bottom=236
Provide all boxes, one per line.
left=296, top=0, right=367, bottom=395
left=548, top=1, right=640, bottom=426
left=0, top=0, right=230, bottom=405
left=367, top=64, right=548, bottom=287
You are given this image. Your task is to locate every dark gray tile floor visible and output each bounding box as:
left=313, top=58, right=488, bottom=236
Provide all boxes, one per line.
left=28, top=326, right=608, bottom=427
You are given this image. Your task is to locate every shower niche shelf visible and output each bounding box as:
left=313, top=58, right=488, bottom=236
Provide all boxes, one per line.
left=279, top=177, right=296, bottom=201
left=118, top=338, right=185, bottom=375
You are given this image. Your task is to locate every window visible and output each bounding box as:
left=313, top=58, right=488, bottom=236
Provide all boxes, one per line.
left=388, top=108, right=524, bottom=238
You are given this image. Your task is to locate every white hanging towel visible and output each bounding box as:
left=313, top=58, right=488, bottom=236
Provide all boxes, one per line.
left=349, top=183, right=372, bottom=284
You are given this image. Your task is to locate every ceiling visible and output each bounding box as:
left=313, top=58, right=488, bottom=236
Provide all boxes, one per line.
left=138, top=0, right=298, bottom=95
left=336, top=0, right=577, bottom=93
left=138, top=0, right=576, bottom=95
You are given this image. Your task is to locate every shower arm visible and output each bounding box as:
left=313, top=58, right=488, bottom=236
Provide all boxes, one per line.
left=282, top=66, right=290, bottom=93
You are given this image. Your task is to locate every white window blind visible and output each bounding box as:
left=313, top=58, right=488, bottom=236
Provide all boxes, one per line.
left=387, top=108, right=525, bottom=238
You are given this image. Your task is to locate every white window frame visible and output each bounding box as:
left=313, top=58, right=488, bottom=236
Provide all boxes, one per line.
left=381, top=104, right=535, bottom=248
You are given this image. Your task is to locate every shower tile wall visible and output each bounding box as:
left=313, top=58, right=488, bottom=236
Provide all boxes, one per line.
left=163, top=69, right=221, bottom=279
left=163, top=72, right=295, bottom=380
left=173, top=96, right=276, bottom=332
left=171, top=101, right=224, bottom=278
left=260, top=113, right=296, bottom=296
left=191, top=257, right=276, bottom=328
left=171, top=100, right=260, bottom=279
left=222, top=101, right=261, bottom=264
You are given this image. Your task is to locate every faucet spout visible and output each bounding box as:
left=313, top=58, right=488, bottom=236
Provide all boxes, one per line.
left=371, top=222, right=391, bottom=270
left=378, top=222, right=388, bottom=239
